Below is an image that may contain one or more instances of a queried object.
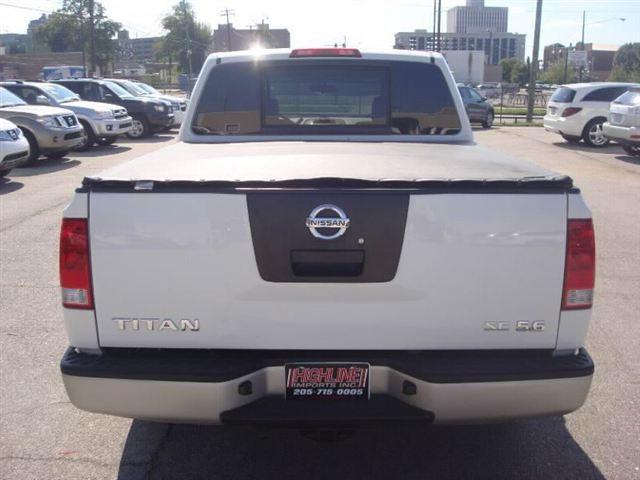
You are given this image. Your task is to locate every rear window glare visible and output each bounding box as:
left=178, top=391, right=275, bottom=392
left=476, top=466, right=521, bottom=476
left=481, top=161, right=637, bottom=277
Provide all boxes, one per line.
left=551, top=87, right=576, bottom=103
left=613, top=89, right=640, bottom=106
left=192, top=60, right=461, bottom=137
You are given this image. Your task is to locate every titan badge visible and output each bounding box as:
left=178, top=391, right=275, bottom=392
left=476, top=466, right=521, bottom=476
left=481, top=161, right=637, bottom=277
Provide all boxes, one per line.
left=113, top=317, right=200, bottom=332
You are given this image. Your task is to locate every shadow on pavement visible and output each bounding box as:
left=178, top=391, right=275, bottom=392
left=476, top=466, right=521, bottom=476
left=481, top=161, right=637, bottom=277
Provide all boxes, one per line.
left=0, top=177, right=25, bottom=194
left=117, top=417, right=604, bottom=480
left=615, top=154, right=640, bottom=166
left=11, top=158, right=80, bottom=177
left=71, top=145, right=132, bottom=158
left=551, top=142, right=624, bottom=155
left=118, top=134, right=176, bottom=145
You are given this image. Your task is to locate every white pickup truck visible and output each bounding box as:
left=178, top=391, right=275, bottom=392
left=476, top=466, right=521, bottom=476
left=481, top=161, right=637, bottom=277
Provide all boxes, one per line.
left=59, top=49, right=596, bottom=426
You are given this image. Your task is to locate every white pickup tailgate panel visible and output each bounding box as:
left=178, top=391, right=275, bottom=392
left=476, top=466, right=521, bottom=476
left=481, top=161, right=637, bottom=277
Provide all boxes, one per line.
left=90, top=192, right=567, bottom=349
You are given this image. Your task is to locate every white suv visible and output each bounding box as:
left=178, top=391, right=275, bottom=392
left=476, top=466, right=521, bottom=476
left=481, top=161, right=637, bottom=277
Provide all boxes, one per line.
left=603, top=87, right=640, bottom=157
left=544, top=82, right=639, bottom=147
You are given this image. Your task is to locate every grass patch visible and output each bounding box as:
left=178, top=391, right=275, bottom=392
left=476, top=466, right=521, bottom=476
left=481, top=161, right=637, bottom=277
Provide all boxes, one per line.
left=495, top=107, right=546, bottom=116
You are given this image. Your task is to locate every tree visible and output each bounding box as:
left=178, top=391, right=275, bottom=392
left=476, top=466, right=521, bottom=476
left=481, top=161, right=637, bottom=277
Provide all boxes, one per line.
left=33, top=0, right=120, bottom=75
left=539, top=62, right=576, bottom=85
left=511, top=61, right=530, bottom=86
left=498, top=58, right=529, bottom=86
left=609, top=43, right=640, bottom=82
left=499, top=58, right=518, bottom=82
left=158, top=1, right=212, bottom=75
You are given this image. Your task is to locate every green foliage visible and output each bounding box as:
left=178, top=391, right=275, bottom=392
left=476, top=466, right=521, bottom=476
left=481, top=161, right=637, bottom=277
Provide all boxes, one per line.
left=157, top=1, right=213, bottom=75
left=511, top=61, right=530, bottom=86
left=499, top=58, right=529, bottom=86
left=33, top=0, right=120, bottom=73
left=539, top=62, right=576, bottom=85
left=609, top=43, right=640, bottom=82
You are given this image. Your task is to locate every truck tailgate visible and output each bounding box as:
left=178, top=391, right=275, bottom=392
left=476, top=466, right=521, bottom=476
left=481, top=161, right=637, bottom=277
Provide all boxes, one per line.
left=89, top=191, right=567, bottom=350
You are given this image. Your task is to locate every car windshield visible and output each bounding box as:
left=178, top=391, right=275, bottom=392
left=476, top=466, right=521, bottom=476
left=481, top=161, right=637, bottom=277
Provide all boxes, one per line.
left=613, top=89, right=640, bottom=106
left=0, top=87, right=27, bottom=107
left=40, top=83, right=78, bottom=103
left=551, top=87, right=577, bottom=103
left=192, top=60, right=461, bottom=136
left=136, top=82, right=161, bottom=96
left=117, top=80, right=149, bottom=97
left=104, top=81, right=134, bottom=99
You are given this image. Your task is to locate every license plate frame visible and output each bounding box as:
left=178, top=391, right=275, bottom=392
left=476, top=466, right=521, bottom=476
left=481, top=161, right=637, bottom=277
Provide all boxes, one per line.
left=285, top=363, right=370, bottom=401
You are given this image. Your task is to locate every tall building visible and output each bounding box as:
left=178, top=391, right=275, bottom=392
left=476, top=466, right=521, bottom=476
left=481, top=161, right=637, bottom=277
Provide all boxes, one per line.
left=447, top=0, right=508, bottom=34
left=212, top=23, right=290, bottom=52
left=394, top=30, right=525, bottom=65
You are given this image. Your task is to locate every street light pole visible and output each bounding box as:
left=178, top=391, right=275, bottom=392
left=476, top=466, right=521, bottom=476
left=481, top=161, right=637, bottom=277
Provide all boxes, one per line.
left=579, top=11, right=586, bottom=81
left=527, top=0, right=543, bottom=123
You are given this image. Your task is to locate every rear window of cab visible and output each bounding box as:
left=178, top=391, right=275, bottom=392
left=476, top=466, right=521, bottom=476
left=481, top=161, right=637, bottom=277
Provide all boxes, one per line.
left=192, top=60, right=461, bottom=137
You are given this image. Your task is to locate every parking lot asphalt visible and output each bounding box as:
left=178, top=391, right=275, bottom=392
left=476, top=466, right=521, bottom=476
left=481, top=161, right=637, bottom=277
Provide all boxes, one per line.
left=1, top=127, right=639, bottom=480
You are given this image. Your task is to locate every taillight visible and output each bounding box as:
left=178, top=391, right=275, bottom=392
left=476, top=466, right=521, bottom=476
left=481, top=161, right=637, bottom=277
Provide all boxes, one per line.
left=562, top=219, right=595, bottom=310
left=60, top=218, right=93, bottom=309
left=290, top=48, right=362, bottom=58
left=562, top=107, right=582, bottom=117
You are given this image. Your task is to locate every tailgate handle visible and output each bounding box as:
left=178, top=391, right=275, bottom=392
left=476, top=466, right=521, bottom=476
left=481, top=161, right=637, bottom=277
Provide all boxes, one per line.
left=290, top=250, right=364, bottom=277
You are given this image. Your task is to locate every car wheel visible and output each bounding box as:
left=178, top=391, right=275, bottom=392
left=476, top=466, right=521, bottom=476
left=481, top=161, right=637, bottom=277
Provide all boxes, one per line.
left=582, top=118, right=610, bottom=148
left=622, top=144, right=640, bottom=157
left=0, top=168, right=12, bottom=177
left=561, top=134, right=581, bottom=144
left=45, top=151, right=69, bottom=160
left=74, top=120, right=96, bottom=151
left=18, top=128, right=40, bottom=167
left=127, top=116, right=151, bottom=139
left=96, top=137, right=118, bottom=146
left=482, top=110, right=494, bottom=129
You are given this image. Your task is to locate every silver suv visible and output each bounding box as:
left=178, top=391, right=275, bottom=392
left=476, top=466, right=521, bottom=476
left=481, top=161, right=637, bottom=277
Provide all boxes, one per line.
left=1, top=81, right=132, bottom=151
left=603, top=87, right=640, bottom=157
left=0, top=87, right=83, bottom=164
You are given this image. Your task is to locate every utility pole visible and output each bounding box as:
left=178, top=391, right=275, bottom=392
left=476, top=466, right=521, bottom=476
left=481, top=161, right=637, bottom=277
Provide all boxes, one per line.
left=436, top=0, right=442, bottom=52
left=563, top=43, right=571, bottom=84
left=88, top=0, right=95, bottom=76
left=432, top=0, right=436, bottom=51
left=579, top=10, right=586, bottom=81
left=182, top=0, right=192, bottom=77
left=220, top=8, right=234, bottom=52
left=527, top=0, right=543, bottom=123
left=487, top=29, right=493, bottom=65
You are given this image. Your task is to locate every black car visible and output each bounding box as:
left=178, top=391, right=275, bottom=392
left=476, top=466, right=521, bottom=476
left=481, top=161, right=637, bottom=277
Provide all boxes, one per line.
left=54, top=79, right=174, bottom=138
left=458, top=85, right=494, bottom=128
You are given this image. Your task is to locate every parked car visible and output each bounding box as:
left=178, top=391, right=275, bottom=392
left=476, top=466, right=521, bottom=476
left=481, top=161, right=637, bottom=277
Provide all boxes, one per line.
left=1, top=81, right=132, bottom=150
left=106, top=79, right=187, bottom=129
left=458, top=85, right=494, bottom=128
left=0, top=118, right=30, bottom=176
left=54, top=79, right=174, bottom=139
left=59, top=48, right=595, bottom=426
left=544, top=82, right=639, bottom=147
left=603, top=87, right=640, bottom=157
left=0, top=86, right=83, bottom=164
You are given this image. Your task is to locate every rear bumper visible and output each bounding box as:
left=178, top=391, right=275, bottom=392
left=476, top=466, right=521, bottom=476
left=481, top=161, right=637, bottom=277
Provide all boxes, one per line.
left=603, top=122, right=640, bottom=145
left=61, top=348, right=594, bottom=425
left=543, top=115, right=582, bottom=137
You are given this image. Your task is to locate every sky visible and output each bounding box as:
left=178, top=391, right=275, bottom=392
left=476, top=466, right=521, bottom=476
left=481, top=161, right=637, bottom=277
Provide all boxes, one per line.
left=1, top=0, right=639, bottom=59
